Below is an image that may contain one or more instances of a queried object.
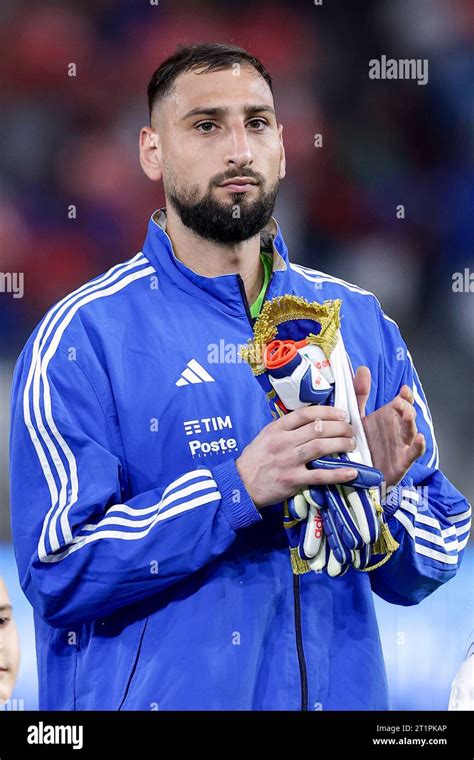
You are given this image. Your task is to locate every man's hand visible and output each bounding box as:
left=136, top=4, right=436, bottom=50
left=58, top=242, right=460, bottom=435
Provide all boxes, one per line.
left=236, top=406, right=359, bottom=509
left=353, top=365, right=426, bottom=488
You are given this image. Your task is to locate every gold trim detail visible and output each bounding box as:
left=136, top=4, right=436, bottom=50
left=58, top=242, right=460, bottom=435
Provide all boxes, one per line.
left=240, top=296, right=342, bottom=375
left=289, top=547, right=311, bottom=575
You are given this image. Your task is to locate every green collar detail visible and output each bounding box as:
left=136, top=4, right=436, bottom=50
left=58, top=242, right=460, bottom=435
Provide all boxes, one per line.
left=250, top=253, right=272, bottom=318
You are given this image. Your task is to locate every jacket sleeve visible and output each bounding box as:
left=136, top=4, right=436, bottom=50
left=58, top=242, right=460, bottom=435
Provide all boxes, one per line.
left=368, top=302, right=471, bottom=606
left=9, top=340, right=262, bottom=628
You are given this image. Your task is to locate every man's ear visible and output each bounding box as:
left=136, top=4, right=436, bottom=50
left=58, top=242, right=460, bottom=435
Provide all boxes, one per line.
left=139, top=126, right=163, bottom=182
left=278, top=124, right=286, bottom=180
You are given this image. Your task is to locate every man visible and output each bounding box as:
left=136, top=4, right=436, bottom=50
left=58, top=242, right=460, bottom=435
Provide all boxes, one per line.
left=9, top=43, right=470, bottom=711
left=0, top=578, right=20, bottom=706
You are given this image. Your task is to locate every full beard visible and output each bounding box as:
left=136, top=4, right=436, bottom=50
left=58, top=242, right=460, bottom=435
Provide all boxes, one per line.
left=167, top=178, right=280, bottom=244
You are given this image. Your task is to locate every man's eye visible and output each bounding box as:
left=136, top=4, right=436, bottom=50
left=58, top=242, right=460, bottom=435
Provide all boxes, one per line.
left=195, top=119, right=268, bottom=133
left=0, top=617, right=10, bottom=626
left=196, top=122, right=217, bottom=133
left=248, top=118, right=268, bottom=130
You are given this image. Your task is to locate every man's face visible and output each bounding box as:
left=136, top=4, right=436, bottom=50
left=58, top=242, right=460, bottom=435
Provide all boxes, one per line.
left=142, top=65, right=286, bottom=244
left=0, top=578, right=20, bottom=704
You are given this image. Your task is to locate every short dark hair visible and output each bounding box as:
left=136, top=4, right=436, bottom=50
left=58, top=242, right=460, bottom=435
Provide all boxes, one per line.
left=147, top=42, right=274, bottom=122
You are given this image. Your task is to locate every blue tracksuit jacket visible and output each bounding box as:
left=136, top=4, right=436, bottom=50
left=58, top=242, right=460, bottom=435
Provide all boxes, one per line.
left=9, top=208, right=471, bottom=710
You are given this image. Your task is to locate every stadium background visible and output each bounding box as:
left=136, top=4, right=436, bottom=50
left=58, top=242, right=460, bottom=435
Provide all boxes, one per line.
left=0, top=0, right=472, bottom=710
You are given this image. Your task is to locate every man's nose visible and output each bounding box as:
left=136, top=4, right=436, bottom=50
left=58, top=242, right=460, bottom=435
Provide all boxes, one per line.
left=225, top=125, right=253, bottom=168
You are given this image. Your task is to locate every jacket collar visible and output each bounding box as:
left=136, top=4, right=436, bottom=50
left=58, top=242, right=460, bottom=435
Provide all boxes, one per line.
left=142, top=207, right=292, bottom=318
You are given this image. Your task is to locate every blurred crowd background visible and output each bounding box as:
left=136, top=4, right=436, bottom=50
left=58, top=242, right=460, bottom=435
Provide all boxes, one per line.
left=0, top=0, right=472, bottom=710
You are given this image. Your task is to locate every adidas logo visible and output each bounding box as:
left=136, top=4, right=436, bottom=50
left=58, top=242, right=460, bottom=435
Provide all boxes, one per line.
left=175, top=359, right=215, bottom=386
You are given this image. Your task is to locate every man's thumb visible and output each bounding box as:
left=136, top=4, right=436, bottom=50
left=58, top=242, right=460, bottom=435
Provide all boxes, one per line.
left=354, top=365, right=371, bottom=419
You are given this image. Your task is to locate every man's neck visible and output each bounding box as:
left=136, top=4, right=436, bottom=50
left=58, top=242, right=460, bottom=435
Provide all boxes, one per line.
left=164, top=206, right=264, bottom=306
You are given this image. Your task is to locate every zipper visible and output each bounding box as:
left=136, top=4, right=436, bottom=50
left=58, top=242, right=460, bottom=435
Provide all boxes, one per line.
left=293, top=574, right=309, bottom=710
left=238, top=266, right=309, bottom=710
left=236, top=273, right=255, bottom=328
